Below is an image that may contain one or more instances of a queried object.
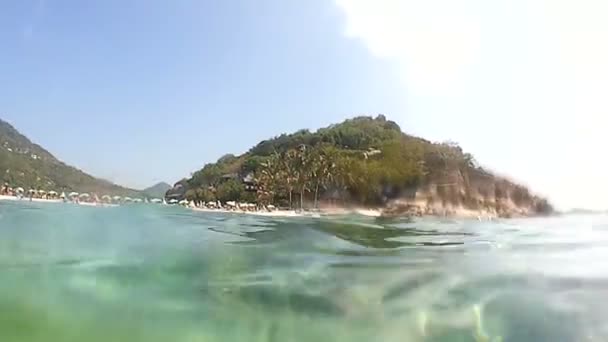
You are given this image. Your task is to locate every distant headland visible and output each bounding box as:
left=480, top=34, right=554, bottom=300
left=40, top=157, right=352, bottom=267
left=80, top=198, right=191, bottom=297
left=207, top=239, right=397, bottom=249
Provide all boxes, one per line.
left=166, top=115, right=553, bottom=218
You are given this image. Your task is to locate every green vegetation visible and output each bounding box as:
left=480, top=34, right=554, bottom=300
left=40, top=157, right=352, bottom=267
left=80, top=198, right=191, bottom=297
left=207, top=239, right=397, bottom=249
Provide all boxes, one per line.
left=181, top=115, right=552, bottom=214
left=0, top=119, right=140, bottom=196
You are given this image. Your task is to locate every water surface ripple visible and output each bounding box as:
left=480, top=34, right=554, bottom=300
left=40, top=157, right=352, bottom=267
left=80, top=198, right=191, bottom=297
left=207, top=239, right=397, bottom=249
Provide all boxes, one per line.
left=0, top=200, right=606, bottom=341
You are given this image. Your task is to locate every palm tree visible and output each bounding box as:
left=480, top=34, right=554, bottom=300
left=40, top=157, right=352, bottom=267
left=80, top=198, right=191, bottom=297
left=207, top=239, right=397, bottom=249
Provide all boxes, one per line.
left=310, top=150, right=322, bottom=209
left=310, top=147, right=334, bottom=209
left=282, top=150, right=298, bottom=209
left=295, top=145, right=311, bottom=210
left=256, top=152, right=281, bottom=205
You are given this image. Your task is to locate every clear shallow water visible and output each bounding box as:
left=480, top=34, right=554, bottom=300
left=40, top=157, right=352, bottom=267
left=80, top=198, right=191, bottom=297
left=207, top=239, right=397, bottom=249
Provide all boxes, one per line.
left=1, top=201, right=607, bottom=341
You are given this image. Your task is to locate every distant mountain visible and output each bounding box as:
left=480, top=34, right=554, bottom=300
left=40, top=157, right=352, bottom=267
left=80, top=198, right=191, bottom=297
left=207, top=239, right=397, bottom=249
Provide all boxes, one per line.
left=143, top=182, right=172, bottom=198
left=0, top=118, right=140, bottom=196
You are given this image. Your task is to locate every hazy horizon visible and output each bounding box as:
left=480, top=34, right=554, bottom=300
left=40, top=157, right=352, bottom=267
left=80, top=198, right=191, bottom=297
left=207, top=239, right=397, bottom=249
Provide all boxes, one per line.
left=2, top=0, right=606, bottom=210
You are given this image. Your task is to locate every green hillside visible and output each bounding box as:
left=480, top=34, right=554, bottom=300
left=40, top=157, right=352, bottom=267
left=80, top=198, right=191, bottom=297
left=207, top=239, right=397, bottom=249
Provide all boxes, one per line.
left=0, top=119, right=140, bottom=196
left=175, top=115, right=552, bottom=216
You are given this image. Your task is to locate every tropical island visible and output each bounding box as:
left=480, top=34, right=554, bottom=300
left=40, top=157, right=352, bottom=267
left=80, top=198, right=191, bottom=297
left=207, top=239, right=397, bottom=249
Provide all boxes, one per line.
left=167, top=115, right=552, bottom=218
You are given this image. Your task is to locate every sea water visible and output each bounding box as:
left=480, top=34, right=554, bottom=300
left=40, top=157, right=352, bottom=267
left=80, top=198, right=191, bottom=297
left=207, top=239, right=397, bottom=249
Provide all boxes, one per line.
left=0, top=200, right=606, bottom=341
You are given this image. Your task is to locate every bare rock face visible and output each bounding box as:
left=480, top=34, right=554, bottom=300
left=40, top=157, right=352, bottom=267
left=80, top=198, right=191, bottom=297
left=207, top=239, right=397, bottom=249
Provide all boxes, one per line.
left=381, top=203, right=425, bottom=219
left=380, top=175, right=553, bottom=219
left=165, top=180, right=189, bottom=201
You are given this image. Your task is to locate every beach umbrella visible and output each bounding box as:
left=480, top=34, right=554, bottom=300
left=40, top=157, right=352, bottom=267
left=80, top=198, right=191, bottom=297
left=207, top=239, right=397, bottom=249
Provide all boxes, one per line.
left=124, top=197, right=133, bottom=202
left=60, top=192, right=66, bottom=198
left=227, top=201, right=236, bottom=207
left=150, top=198, right=162, bottom=203
left=15, top=187, right=24, bottom=193
left=28, top=189, right=37, bottom=194
left=113, top=196, right=122, bottom=201
left=38, top=190, right=46, bottom=194
left=168, top=199, right=178, bottom=204
left=48, top=191, right=58, bottom=195
left=68, top=192, right=79, bottom=197
left=178, top=200, right=188, bottom=205
left=79, top=193, right=90, bottom=199
left=133, top=198, right=143, bottom=203
left=267, top=205, right=276, bottom=210
left=101, top=195, right=111, bottom=201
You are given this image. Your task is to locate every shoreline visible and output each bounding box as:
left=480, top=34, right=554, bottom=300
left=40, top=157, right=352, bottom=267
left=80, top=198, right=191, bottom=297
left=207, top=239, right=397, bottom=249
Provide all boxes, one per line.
left=1, top=195, right=541, bottom=220
left=0, top=195, right=63, bottom=204
left=190, top=206, right=306, bottom=217
left=188, top=205, right=506, bottom=220
left=188, top=203, right=384, bottom=218
left=0, top=195, right=118, bottom=207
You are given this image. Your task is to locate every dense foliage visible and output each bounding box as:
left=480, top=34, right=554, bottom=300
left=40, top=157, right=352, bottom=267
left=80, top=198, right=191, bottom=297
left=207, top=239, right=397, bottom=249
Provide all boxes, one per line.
left=249, top=115, right=402, bottom=156
left=0, top=119, right=140, bottom=196
left=180, top=115, right=552, bottom=214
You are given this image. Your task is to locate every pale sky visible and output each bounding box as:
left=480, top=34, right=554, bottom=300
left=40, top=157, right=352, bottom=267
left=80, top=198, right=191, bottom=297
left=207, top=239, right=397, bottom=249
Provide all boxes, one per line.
left=335, top=0, right=608, bottom=210
left=1, top=1, right=606, bottom=210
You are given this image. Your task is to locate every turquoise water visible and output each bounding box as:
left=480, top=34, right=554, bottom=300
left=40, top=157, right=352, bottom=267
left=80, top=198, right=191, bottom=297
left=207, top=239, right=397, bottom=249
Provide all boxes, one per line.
left=0, top=200, right=606, bottom=341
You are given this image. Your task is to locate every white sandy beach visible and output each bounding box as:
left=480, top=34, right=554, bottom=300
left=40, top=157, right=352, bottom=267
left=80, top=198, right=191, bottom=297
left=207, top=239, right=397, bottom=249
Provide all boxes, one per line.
left=0, top=195, right=120, bottom=207
left=190, top=206, right=305, bottom=218
left=188, top=204, right=384, bottom=218
left=1, top=194, right=497, bottom=219
left=0, top=194, right=505, bottom=220
left=0, top=194, right=383, bottom=218
left=0, top=195, right=62, bottom=204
